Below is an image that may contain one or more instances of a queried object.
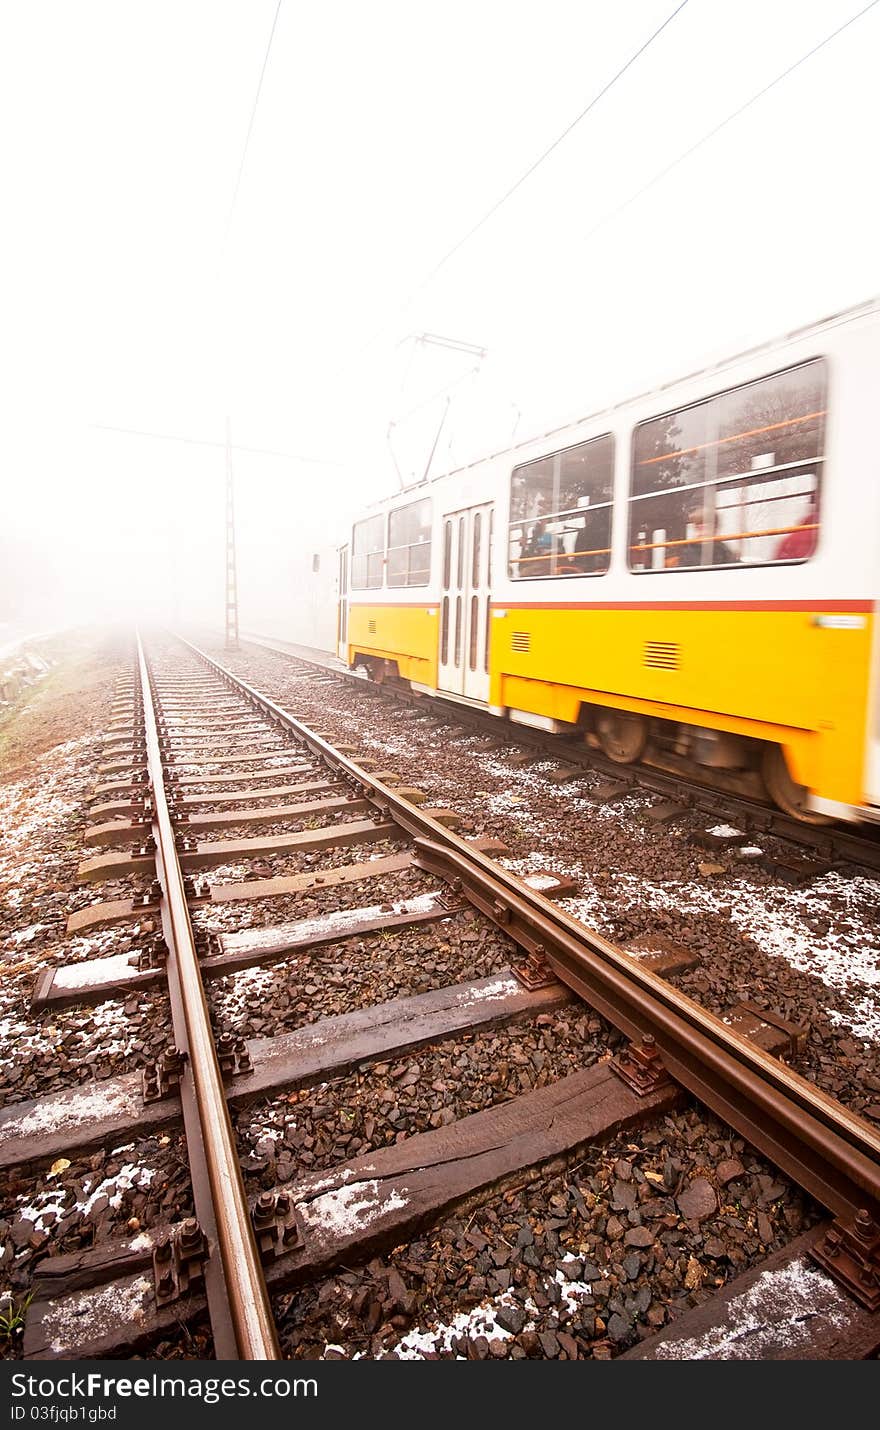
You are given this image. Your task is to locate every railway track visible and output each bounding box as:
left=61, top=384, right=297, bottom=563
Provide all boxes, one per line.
left=2, top=633, right=879, bottom=1360
left=240, top=632, right=880, bottom=879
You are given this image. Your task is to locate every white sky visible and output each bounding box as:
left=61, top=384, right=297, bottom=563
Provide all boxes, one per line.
left=1, top=0, right=878, bottom=630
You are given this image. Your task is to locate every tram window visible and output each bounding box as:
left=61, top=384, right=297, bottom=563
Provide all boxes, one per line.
left=509, top=434, right=614, bottom=579
left=472, top=512, right=481, bottom=588
left=628, top=359, right=826, bottom=572
left=387, top=497, right=431, bottom=587
left=351, top=514, right=385, bottom=589
left=442, top=520, right=452, bottom=589
left=440, top=596, right=449, bottom=665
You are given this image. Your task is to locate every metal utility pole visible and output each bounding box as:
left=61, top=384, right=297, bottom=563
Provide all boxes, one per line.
left=224, top=417, right=239, bottom=651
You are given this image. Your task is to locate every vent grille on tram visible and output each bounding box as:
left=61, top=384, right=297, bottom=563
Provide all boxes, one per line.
left=644, top=640, right=679, bottom=670
left=511, top=631, right=531, bottom=653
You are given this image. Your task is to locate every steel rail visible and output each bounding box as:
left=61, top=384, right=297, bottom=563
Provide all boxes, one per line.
left=137, top=635, right=281, bottom=1360
left=179, top=634, right=880, bottom=1232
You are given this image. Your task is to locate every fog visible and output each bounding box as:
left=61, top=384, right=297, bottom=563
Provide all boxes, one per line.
left=2, top=1, right=878, bottom=650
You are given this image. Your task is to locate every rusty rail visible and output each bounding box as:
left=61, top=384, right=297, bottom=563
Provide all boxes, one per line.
left=137, top=635, right=281, bottom=1359
left=180, top=635, right=880, bottom=1241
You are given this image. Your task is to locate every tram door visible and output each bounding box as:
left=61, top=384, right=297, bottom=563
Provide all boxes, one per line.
left=337, top=545, right=349, bottom=661
left=437, top=503, right=493, bottom=703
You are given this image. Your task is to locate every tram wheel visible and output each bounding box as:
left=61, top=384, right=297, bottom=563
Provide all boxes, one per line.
left=366, top=658, right=391, bottom=685
left=762, top=744, right=834, bottom=825
left=594, top=710, right=648, bottom=764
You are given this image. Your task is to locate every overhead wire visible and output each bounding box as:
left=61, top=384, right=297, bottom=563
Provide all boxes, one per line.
left=209, top=1, right=878, bottom=470
left=581, top=0, right=880, bottom=244
left=330, top=1, right=691, bottom=378
left=92, top=423, right=343, bottom=466
left=335, top=0, right=878, bottom=388
left=224, top=0, right=284, bottom=246
left=414, top=0, right=690, bottom=294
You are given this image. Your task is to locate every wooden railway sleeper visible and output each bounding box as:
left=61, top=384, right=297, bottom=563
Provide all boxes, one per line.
left=734, top=1001, right=809, bottom=1059
left=122, top=810, right=151, bottom=828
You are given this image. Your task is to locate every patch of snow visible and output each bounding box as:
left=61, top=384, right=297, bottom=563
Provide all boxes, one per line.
left=9, top=924, right=51, bottom=946
left=454, top=976, right=519, bottom=1007
left=17, top=1162, right=155, bottom=1230
left=555, top=1254, right=600, bottom=1313
left=41, top=1275, right=153, bottom=1355
left=653, top=1258, right=851, bottom=1360
left=303, top=1165, right=374, bottom=1197
left=52, top=952, right=140, bottom=990
left=508, top=853, right=880, bottom=1044
left=390, top=1288, right=538, bottom=1360
left=0, top=1080, right=140, bottom=1143
left=301, top=1178, right=407, bottom=1237
left=220, top=892, right=442, bottom=954
left=522, top=873, right=561, bottom=891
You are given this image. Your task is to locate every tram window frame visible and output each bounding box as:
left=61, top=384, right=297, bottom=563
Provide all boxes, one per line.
left=387, top=497, right=432, bottom=588
left=508, top=433, right=615, bottom=580
left=627, top=358, right=827, bottom=575
left=351, top=513, right=385, bottom=590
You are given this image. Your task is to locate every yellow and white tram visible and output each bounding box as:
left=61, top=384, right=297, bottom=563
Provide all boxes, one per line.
left=336, top=298, right=880, bottom=824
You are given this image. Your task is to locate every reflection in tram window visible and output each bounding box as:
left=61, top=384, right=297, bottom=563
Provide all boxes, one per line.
left=387, top=498, right=432, bottom=587
left=628, top=360, right=826, bottom=572
left=508, top=434, right=614, bottom=579
left=351, top=514, right=385, bottom=589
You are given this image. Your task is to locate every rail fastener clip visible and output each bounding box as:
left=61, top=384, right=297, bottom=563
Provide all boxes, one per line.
left=153, top=1218, right=207, bottom=1306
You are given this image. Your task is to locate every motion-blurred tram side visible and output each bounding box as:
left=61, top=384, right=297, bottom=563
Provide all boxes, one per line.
left=336, top=299, right=880, bottom=824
